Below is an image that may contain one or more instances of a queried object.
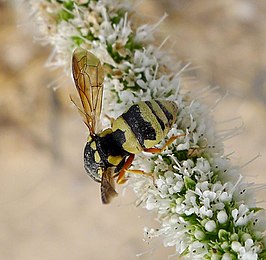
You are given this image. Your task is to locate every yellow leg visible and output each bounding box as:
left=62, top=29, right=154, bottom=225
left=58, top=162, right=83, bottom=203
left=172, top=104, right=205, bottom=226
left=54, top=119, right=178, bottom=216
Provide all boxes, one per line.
left=119, top=134, right=185, bottom=182
left=126, top=169, right=147, bottom=175
left=125, top=169, right=155, bottom=185
left=115, top=134, right=186, bottom=184
left=144, top=134, right=185, bottom=154
left=105, top=114, right=115, bottom=126
left=126, top=169, right=154, bottom=177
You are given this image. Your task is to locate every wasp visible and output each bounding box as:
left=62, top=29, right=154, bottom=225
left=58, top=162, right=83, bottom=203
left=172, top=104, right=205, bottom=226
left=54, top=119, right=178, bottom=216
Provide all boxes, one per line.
left=71, top=47, right=181, bottom=204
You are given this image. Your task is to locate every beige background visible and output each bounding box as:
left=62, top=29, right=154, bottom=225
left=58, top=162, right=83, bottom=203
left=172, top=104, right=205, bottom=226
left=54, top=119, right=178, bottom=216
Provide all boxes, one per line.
left=0, top=1, right=265, bottom=259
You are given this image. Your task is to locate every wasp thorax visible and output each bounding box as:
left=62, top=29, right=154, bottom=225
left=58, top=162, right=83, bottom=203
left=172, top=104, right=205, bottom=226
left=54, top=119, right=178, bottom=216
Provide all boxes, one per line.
left=84, top=136, right=105, bottom=183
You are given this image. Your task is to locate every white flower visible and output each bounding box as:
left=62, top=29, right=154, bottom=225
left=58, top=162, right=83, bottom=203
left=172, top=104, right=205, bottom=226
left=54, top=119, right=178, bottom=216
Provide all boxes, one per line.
left=221, top=252, right=233, bottom=260
left=251, top=210, right=266, bottom=231
left=232, top=204, right=253, bottom=226
left=199, top=205, right=213, bottom=218
left=204, top=220, right=216, bottom=232
left=231, top=241, right=242, bottom=252
left=189, top=241, right=208, bottom=258
left=217, top=210, right=228, bottom=224
left=24, top=0, right=265, bottom=258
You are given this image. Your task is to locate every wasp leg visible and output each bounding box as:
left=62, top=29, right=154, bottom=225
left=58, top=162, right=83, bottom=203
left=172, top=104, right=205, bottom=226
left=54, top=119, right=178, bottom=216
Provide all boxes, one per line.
left=144, top=134, right=186, bottom=154
left=126, top=169, right=154, bottom=180
left=116, top=154, right=135, bottom=184
left=125, top=169, right=156, bottom=187
left=126, top=169, right=148, bottom=175
left=105, top=114, right=115, bottom=126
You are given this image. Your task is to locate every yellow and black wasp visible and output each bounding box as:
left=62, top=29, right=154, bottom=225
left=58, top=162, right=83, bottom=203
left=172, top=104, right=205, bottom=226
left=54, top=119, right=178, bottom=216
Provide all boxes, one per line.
left=71, top=47, right=181, bottom=204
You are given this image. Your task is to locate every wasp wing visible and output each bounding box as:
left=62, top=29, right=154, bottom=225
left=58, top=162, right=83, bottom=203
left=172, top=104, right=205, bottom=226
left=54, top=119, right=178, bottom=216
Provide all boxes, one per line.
left=101, top=168, right=118, bottom=204
left=72, top=47, right=104, bottom=134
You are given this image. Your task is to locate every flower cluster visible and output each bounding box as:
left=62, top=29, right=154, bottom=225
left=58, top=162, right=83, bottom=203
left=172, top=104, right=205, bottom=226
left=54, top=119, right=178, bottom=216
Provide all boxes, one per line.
left=25, top=0, right=265, bottom=258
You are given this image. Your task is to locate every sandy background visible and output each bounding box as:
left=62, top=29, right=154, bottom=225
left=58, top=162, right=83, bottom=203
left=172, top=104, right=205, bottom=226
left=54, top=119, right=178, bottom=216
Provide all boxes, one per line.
left=0, top=1, right=265, bottom=259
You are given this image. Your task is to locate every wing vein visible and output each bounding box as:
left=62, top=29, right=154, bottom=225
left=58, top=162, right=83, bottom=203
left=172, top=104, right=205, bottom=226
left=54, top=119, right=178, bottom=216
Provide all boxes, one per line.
left=71, top=48, right=104, bottom=134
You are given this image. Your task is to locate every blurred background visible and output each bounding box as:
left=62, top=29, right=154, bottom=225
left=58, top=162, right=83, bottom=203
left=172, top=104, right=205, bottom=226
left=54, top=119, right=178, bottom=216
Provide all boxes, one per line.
left=0, top=0, right=265, bottom=259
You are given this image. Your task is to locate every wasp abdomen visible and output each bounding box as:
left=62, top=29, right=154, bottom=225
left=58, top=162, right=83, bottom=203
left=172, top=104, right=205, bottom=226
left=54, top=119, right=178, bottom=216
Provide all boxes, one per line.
left=112, top=100, right=178, bottom=154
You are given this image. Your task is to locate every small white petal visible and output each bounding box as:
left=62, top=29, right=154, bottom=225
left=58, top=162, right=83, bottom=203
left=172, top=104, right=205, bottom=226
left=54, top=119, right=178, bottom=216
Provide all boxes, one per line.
left=221, top=252, right=233, bottom=260
left=231, top=241, right=242, bottom=252
left=205, top=220, right=216, bottom=232
left=217, top=211, right=228, bottom=224
left=194, top=230, right=205, bottom=240
left=244, top=238, right=254, bottom=250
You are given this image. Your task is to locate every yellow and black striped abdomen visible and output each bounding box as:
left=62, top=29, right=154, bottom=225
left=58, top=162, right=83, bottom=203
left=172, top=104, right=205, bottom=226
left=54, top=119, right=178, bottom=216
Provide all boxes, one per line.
left=112, top=100, right=178, bottom=154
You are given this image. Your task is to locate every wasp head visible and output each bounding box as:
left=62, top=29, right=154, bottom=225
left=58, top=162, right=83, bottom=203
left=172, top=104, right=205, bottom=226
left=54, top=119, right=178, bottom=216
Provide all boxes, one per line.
left=84, top=135, right=105, bottom=183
